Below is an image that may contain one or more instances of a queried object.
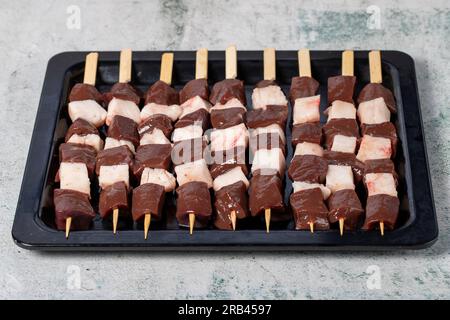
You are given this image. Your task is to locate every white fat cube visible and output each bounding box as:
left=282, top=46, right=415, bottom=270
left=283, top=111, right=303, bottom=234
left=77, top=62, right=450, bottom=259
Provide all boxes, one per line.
left=140, top=103, right=182, bottom=122
left=98, top=164, right=129, bottom=189
left=293, top=95, right=321, bottom=125
left=172, top=125, right=203, bottom=142
left=331, top=135, right=357, bottom=154
left=365, top=173, right=397, bottom=197
left=356, top=135, right=392, bottom=162
left=249, top=124, right=286, bottom=144
left=326, top=100, right=356, bottom=121
left=251, top=85, right=288, bottom=110
left=326, top=165, right=355, bottom=193
left=68, top=100, right=107, bottom=128
left=104, top=137, right=135, bottom=153
left=106, top=98, right=141, bottom=125
left=213, top=167, right=249, bottom=192
left=357, top=97, right=391, bottom=125
left=141, top=168, right=176, bottom=192
left=210, top=123, right=249, bottom=152
left=251, top=148, right=285, bottom=176
left=294, top=142, right=324, bottom=157
left=210, top=98, right=246, bottom=111
left=174, top=159, right=213, bottom=188
left=140, top=129, right=172, bottom=145
left=292, top=181, right=331, bottom=200
left=59, top=162, right=90, bottom=195
left=67, top=133, right=104, bottom=151
left=180, top=96, right=211, bottom=118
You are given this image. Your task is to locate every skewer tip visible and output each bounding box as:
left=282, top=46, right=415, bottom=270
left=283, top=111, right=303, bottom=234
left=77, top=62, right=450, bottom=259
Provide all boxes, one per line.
left=265, top=208, right=271, bottom=234
left=144, top=213, right=151, bottom=240
left=339, top=218, right=344, bottom=236
left=230, top=210, right=237, bottom=231
left=113, top=208, right=119, bottom=234
left=309, top=222, right=314, bottom=233
left=189, top=213, right=195, bottom=235
left=65, top=217, right=72, bottom=239
left=380, top=221, right=384, bottom=236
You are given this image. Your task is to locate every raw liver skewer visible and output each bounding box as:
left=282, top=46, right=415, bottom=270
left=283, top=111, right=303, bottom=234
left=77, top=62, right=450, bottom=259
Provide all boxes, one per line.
left=56, top=52, right=102, bottom=238
left=288, top=49, right=330, bottom=233
left=357, top=50, right=399, bottom=235
left=209, top=45, right=250, bottom=230
left=133, top=52, right=178, bottom=239
left=324, top=50, right=363, bottom=235
left=248, top=48, right=288, bottom=233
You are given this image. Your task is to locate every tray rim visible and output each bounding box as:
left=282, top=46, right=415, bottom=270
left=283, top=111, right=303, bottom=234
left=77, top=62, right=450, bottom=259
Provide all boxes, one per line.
left=11, top=50, right=438, bottom=251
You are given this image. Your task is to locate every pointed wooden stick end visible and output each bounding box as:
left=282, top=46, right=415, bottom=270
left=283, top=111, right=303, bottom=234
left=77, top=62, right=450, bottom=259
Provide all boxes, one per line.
left=65, top=217, right=72, bottom=239
left=144, top=213, right=151, bottom=240
left=189, top=213, right=195, bottom=235
left=339, top=218, right=344, bottom=236
left=265, top=208, right=271, bottom=234
left=113, top=208, right=119, bottom=234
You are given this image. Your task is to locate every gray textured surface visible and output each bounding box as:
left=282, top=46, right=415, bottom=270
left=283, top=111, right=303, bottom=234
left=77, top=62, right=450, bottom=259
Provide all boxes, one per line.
left=1, top=0, right=449, bottom=299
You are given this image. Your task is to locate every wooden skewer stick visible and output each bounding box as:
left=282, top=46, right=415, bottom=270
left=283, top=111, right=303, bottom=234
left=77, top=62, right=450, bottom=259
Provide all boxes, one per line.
left=113, top=208, right=119, bottom=234
left=225, top=45, right=237, bottom=79
left=230, top=210, right=237, bottom=231
left=339, top=218, right=344, bottom=236
left=309, top=222, right=314, bottom=233
left=342, top=50, right=354, bottom=76
left=119, top=48, right=132, bottom=83
left=160, top=52, right=174, bottom=85
left=369, top=50, right=382, bottom=84
left=380, top=221, right=384, bottom=236
left=144, top=213, right=151, bottom=240
left=298, top=49, right=312, bottom=78
left=83, top=52, right=99, bottom=85
left=65, top=217, right=72, bottom=239
left=189, top=213, right=195, bottom=235
left=264, top=48, right=276, bottom=81
left=196, top=48, right=208, bottom=80
left=265, top=208, right=271, bottom=233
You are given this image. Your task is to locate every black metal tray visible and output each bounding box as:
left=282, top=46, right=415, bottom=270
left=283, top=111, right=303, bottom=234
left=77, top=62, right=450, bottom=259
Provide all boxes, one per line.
left=12, top=50, right=438, bottom=251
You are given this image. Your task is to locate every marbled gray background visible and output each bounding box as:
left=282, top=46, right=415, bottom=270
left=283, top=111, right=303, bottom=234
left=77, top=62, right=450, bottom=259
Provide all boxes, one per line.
left=1, top=0, right=449, bottom=299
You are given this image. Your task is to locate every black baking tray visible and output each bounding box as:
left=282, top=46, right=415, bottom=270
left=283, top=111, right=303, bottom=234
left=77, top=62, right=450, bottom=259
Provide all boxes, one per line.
left=12, top=50, right=438, bottom=251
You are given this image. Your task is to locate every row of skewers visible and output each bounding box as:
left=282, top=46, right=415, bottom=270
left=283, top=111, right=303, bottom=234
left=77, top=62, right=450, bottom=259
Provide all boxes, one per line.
left=53, top=47, right=400, bottom=239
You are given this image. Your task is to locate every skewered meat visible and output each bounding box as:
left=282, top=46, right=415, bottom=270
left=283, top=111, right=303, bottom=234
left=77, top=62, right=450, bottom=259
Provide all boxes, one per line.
left=68, top=99, right=107, bottom=128
left=174, top=158, right=213, bottom=188
left=210, top=123, right=249, bottom=152
left=140, top=129, right=172, bottom=145
left=133, top=144, right=172, bottom=177
left=357, top=83, right=396, bottom=113
left=214, top=181, right=249, bottom=230
left=144, top=80, right=179, bottom=106
left=59, top=143, right=96, bottom=177
left=59, top=162, right=90, bottom=195
left=172, top=124, right=203, bottom=142
left=364, top=173, right=397, bottom=197
left=327, top=75, right=356, bottom=104
left=179, top=79, right=209, bottom=104
left=325, top=100, right=356, bottom=120
left=288, top=154, right=328, bottom=183
left=99, top=181, right=129, bottom=218
left=330, top=135, right=357, bottom=154
left=104, top=137, right=135, bottom=153
left=325, top=165, right=355, bottom=193
left=292, top=181, right=331, bottom=200
left=294, top=142, right=324, bottom=157
left=248, top=173, right=284, bottom=217
left=356, top=135, right=392, bottom=162
left=140, top=103, right=181, bottom=123
left=138, top=114, right=173, bottom=138
left=54, top=189, right=95, bottom=231
left=357, top=97, right=390, bottom=125
left=140, top=167, right=176, bottom=192
left=106, top=98, right=141, bottom=126
left=251, top=83, right=288, bottom=110
left=132, top=183, right=166, bottom=221
left=213, top=166, right=249, bottom=192
left=289, top=76, right=320, bottom=102
left=108, top=115, right=139, bottom=147
left=98, top=164, right=129, bottom=189
left=210, top=79, right=246, bottom=106
left=251, top=148, right=285, bottom=176
left=176, top=181, right=212, bottom=225
left=290, top=188, right=329, bottom=230
left=293, top=95, right=321, bottom=124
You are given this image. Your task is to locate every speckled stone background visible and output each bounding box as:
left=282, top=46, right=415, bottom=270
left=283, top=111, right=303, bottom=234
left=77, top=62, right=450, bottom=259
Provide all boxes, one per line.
left=1, top=0, right=449, bottom=299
